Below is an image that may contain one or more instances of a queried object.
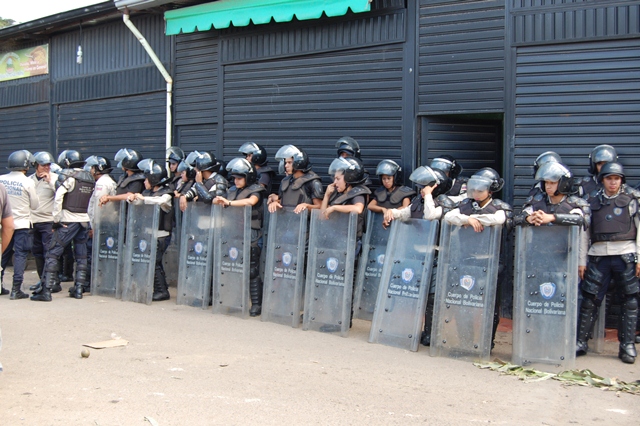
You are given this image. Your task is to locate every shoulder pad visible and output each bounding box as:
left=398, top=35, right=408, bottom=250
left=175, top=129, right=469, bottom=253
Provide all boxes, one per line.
left=351, top=185, right=372, bottom=196
left=247, top=183, right=266, bottom=194
left=213, top=174, right=228, bottom=185
left=533, top=192, right=544, bottom=201
left=398, top=186, right=415, bottom=195
left=567, top=195, right=589, bottom=207
left=258, top=166, right=275, bottom=175
left=582, top=176, right=591, bottom=182
left=458, top=177, right=469, bottom=184
left=436, top=194, right=457, bottom=209
left=492, top=199, right=512, bottom=211
left=459, top=198, right=472, bottom=206
left=623, top=185, right=640, bottom=198
left=524, top=195, right=533, bottom=204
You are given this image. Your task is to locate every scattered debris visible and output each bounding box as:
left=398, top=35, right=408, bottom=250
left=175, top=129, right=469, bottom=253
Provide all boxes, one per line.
left=144, top=416, right=159, bottom=426
left=83, top=338, right=128, bottom=349
left=81, top=349, right=90, bottom=358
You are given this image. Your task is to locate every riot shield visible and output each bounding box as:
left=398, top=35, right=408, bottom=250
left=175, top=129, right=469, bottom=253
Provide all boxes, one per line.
left=262, top=208, right=308, bottom=327
left=430, top=223, right=502, bottom=362
left=176, top=202, right=214, bottom=308
left=212, top=205, right=251, bottom=318
left=353, top=211, right=391, bottom=321
left=91, top=201, right=125, bottom=297
left=590, top=296, right=606, bottom=354
left=369, top=218, right=438, bottom=351
left=121, top=203, right=160, bottom=305
left=512, top=226, right=579, bottom=370
left=115, top=202, right=128, bottom=299
left=302, top=210, right=357, bottom=336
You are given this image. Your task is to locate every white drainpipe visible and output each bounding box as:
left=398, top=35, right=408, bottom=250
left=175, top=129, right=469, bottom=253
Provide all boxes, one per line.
left=122, top=12, right=173, bottom=157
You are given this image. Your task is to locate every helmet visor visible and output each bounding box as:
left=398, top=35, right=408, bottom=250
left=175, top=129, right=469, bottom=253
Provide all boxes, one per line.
left=137, top=158, right=155, bottom=174
left=185, top=151, right=202, bottom=167
left=592, top=146, right=617, bottom=164
left=278, top=159, right=285, bottom=175
left=177, top=160, right=192, bottom=174
left=376, top=160, right=399, bottom=177
left=275, top=145, right=301, bottom=161
left=409, top=166, right=439, bottom=187
left=534, top=162, right=571, bottom=182
left=429, top=158, right=454, bottom=174
left=466, top=175, right=493, bottom=198
left=328, top=157, right=353, bottom=176
left=226, top=157, right=251, bottom=176
left=238, top=142, right=260, bottom=155
left=33, top=151, right=54, bottom=166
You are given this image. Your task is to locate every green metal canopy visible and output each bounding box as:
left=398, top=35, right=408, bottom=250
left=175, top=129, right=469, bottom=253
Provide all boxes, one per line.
left=165, top=0, right=372, bottom=35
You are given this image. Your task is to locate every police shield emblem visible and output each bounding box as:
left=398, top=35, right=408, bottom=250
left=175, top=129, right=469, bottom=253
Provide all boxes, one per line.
left=138, top=239, right=148, bottom=253
left=460, top=275, right=475, bottom=291
left=106, top=236, right=115, bottom=249
left=194, top=241, right=204, bottom=255
left=282, top=252, right=292, bottom=267
left=327, top=257, right=339, bottom=273
left=402, top=268, right=415, bottom=283
left=229, top=246, right=239, bottom=261
left=539, top=282, right=556, bottom=300
left=377, top=254, right=385, bottom=265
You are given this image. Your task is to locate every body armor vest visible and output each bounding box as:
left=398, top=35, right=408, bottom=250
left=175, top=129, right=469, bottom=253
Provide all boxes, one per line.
left=328, top=185, right=372, bottom=237
left=116, top=173, right=145, bottom=195
left=448, top=177, right=468, bottom=196
left=257, top=166, right=276, bottom=194
left=228, top=184, right=266, bottom=230
left=590, top=190, right=637, bottom=242
left=373, top=186, right=415, bottom=209
left=409, top=193, right=456, bottom=219
left=580, top=176, right=599, bottom=199
left=280, top=171, right=321, bottom=207
left=61, top=170, right=94, bottom=213
left=459, top=198, right=510, bottom=216
left=528, top=194, right=579, bottom=215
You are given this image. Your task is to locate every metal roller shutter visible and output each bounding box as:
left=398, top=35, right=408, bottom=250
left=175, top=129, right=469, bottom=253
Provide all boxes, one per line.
left=0, top=103, right=50, bottom=165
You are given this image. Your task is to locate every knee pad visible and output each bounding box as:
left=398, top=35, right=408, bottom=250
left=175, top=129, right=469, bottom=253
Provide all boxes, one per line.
left=623, top=294, right=639, bottom=311
left=583, top=261, right=605, bottom=296
left=581, top=293, right=597, bottom=311
left=614, top=261, right=640, bottom=295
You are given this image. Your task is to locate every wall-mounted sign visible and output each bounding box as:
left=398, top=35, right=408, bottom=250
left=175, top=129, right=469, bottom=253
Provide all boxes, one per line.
left=0, top=45, right=49, bottom=82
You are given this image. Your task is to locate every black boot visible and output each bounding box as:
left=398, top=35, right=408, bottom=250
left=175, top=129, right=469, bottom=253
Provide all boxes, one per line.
left=59, top=250, right=74, bottom=282
left=69, top=263, right=89, bottom=300
left=31, top=271, right=55, bottom=302
left=618, top=296, right=638, bottom=364
left=249, top=277, right=263, bottom=317
left=576, top=296, right=597, bottom=356
left=420, top=297, right=435, bottom=346
left=9, top=281, right=28, bottom=300
left=152, top=265, right=170, bottom=302
left=0, top=283, right=8, bottom=296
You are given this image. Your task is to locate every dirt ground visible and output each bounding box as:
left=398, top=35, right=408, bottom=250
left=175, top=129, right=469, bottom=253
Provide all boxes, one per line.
left=1, top=265, right=638, bottom=426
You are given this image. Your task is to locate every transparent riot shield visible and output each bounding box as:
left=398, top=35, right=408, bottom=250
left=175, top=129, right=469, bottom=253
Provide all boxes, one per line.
left=115, top=202, right=128, bottom=299
left=353, top=211, right=391, bottom=321
left=121, top=203, right=160, bottom=305
left=369, top=219, right=438, bottom=351
left=91, top=201, right=125, bottom=297
left=176, top=202, right=214, bottom=308
left=591, top=296, right=606, bottom=354
left=262, top=208, right=308, bottom=327
left=430, top=223, right=502, bottom=362
left=513, top=226, right=579, bottom=370
left=212, top=205, right=251, bottom=318
left=302, top=210, right=357, bottom=336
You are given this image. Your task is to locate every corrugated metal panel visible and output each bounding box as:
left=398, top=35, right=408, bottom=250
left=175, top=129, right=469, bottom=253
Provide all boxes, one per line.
left=418, top=0, right=506, bottom=114
left=421, top=118, right=503, bottom=176
left=0, top=103, right=50, bottom=165
left=57, top=92, right=166, bottom=165
left=222, top=43, right=405, bottom=186
left=513, top=38, right=640, bottom=208
left=53, top=65, right=166, bottom=104
left=176, top=124, right=218, bottom=153
left=220, top=7, right=405, bottom=64
left=0, top=77, right=49, bottom=108
left=50, top=14, right=170, bottom=81
left=174, top=31, right=219, bottom=126
left=511, top=0, right=640, bottom=45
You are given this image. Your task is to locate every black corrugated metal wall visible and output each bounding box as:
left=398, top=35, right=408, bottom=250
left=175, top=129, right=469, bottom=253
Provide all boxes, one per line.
left=0, top=103, right=51, bottom=164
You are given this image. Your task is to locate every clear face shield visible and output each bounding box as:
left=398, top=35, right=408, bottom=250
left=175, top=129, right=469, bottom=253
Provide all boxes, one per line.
left=429, top=158, right=454, bottom=175
left=33, top=151, right=54, bottom=167
left=136, top=158, right=155, bottom=175
left=408, top=166, right=439, bottom=187
left=84, top=155, right=99, bottom=172
left=466, top=175, right=493, bottom=199
left=114, top=148, right=131, bottom=169
left=238, top=142, right=260, bottom=155
left=534, top=162, right=570, bottom=183
left=328, top=157, right=352, bottom=178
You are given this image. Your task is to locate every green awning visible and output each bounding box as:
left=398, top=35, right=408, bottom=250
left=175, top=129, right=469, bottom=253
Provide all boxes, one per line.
left=165, top=0, right=372, bottom=35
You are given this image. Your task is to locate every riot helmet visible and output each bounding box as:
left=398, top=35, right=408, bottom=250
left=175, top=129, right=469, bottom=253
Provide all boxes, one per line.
left=238, top=142, right=268, bottom=166
left=533, top=151, right=562, bottom=178
left=274, top=145, right=311, bottom=173
left=470, top=168, right=504, bottom=193
left=177, top=160, right=197, bottom=180
left=376, top=159, right=402, bottom=186
left=57, top=150, right=84, bottom=169
left=85, top=155, right=113, bottom=174
left=114, top=148, right=142, bottom=171
left=429, top=155, right=463, bottom=179
left=534, top=162, right=576, bottom=195
left=409, top=166, right=452, bottom=197
left=8, top=150, right=34, bottom=171
left=588, top=145, right=617, bottom=175
left=166, top=146, right=185, bottom=164
left=226, top=157, right=257, bottom=186
left=137, top=159, right=169, bottom=187
left=328, top=157, right=366, bottom=185
left=185, top=150, right=201, bottom=168
left=195, top=151, right=221, bottom=173
left=32, top=151, right=55, bottom=167
left=335, top=136, right=361, bottom=159
left=598, top=161, right=625, bottom=184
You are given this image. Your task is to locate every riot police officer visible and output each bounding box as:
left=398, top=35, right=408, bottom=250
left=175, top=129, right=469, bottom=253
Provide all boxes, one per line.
left=429, top=155, right=467, bottom=199
left=239, top=142, right=276, bottom=194
left=128, top=159, right=174, bottom=301
left=367, top=160, right=415, bottom=218
left=581, top=145, right=618, bottom=199
left=577, top=162, right=639, bottom=364
left=166, top=146, right=185, bottom=190
left=86, top=156, right=116, bottom=229
left=268, top=145, right=324, bottom=214
left=335, top=136, right=361, bottom=159
left=179, top=151, right=228, bottom=211
left=99, top=148, right=145, bottom=206
left=213, top=158, right=266, bottom=316
left=528, top=151, right=563, bottom=197
left=28, top=152, right=58, bottom=294
left=174, top=159, right=196, bottom=197
left=31, top=150, right=93, bottom=302
left=0, top=150, right=39, bottom=299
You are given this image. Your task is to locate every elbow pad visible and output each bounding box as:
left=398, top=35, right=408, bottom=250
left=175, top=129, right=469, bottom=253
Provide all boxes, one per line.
left=554, top=213, right=584, bottom=227
left=195, top=183, right=214, bottom=204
